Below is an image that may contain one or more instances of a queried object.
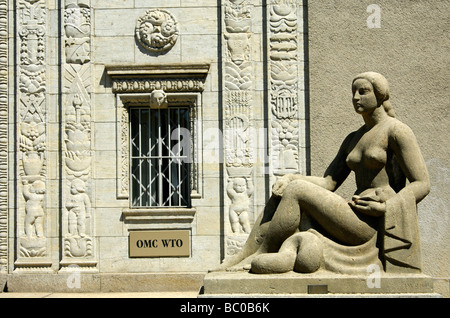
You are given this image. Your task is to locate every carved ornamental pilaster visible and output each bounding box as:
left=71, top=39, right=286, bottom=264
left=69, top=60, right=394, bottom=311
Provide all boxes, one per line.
left=0, top=0, right=8, bottom=272
left=267, top=0, right=306, bottom=176
left=222, top=0, right=257, bottom=257
left=15, top=0, right=50, bottom=269
left=61, top=0, right=96, bottom=269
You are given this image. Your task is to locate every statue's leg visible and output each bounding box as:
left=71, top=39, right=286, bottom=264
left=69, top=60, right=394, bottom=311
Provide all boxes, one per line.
left=284, top=180, right=377, bottom=245
left=35, top=216, right=44, bottom=238
left=229, top=209, right=241, bottom=233
left=239, top=211, right=251, bottom=234
left=251, top=232, right=299, bottom=274
left=225, top=192, right=302, bottom=271
left=294, top=231, right=323, bottom=273
left=251, top=231, right=323, bottom=274
left=24, top=214, right=34, bottom=239
left=260, top=185, right=303, bottom=253
left=208, top=195, right=281, bottom=272
left=211, top=180, right=377, bottom=272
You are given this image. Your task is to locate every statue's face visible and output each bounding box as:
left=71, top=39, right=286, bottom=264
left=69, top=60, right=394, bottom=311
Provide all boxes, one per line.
left=233, top=178, right=247, bottom=193
left=352, top=79, right=378, bottom=115
left=150, top=90, right=167, bottom=108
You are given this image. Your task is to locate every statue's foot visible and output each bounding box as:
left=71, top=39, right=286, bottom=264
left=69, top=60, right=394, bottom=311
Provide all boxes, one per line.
left=208, top=251, right=261, bottom=272
left=225, top=262, right=251, bottom=272
left=208, top=253, right=245, bottom=272
left=250, top=252, right=296, bottom=274
left=208, top=263, right=229, bottom=272
left=225, top=252, right=262, bottom=272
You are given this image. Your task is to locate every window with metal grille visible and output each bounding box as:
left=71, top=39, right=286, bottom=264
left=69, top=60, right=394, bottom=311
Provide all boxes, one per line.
left=130, top=107, right=190, bottom=207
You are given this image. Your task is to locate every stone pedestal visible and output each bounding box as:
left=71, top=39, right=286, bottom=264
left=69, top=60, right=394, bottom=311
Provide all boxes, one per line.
left=3, top=273, right=204, bottom=293
left=201, top=271, right=441, bottom=297
left=0, top=274, right=5, bottom=293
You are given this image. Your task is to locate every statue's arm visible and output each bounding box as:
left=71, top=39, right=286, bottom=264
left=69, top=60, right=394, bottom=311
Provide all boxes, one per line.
left=313, top=131, right=354, bottom=191
left=275, top=132, right=354, bottom=195
left=22, top=183, right=31, bottom=199
left=389, top=122, right=430, bottom=203
left=246, top=177, right=254, bottom=195
left=84, top=194, right=92, bottom=216
left=226, top=180, right=235, bottom=198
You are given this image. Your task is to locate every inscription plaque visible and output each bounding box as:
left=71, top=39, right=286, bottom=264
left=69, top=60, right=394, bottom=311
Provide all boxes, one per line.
left=129, top=230, right=190, bottom=257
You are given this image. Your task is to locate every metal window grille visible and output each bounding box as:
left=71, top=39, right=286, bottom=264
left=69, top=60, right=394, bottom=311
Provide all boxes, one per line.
left=130, top=107, right=190, bottom=207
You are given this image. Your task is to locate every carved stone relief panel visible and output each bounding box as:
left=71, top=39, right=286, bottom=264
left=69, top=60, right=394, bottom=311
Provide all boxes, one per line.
left=268, top=0, right=305, bottom=176
left=222, top=0, right=257, bottom=257
left=220, top=0, right=306, bottom=260
left=135, top=9, right=179, bottom=54
left=0, top=0, right=8, bottom=272
left=61, top=0, right=96, bottom=269
left=64, top=1, right=91, bottom=64
left=14, top=0, right=50, bottom=269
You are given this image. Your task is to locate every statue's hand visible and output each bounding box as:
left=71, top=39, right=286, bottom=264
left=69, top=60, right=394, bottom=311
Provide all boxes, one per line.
left=272, top=176, right=290, bottom=197
left=349, top=188, right=387, bottom=217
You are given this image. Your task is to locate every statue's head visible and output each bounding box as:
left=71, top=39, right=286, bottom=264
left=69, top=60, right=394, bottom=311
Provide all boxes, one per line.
left=71, top=179, right=86, bottom=194
left=352, top=72, right=395, bottom=118
left=150, top=90, right=168, bottom=108
left=233, top=177, right=247, bottom=193
left=32, top=180, right=46, bottom=194
left=353, top=72, right=389, bottom=103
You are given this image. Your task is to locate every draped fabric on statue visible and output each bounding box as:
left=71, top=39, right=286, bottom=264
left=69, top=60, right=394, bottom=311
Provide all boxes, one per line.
left=308, top=187, right=422, bottom=274
left=308, top=229, right=382, bottom=274
left=383, top=188, right=422, bottom=273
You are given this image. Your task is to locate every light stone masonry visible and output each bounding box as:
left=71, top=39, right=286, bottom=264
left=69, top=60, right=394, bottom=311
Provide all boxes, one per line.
left=0, top=0, right=448, bottom=297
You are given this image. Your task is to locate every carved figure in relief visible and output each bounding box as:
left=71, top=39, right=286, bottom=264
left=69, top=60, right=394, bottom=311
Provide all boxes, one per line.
left=271, top=92, right=297, bottom=119
left=23, top=179, right=46, bottom=239
left=213, top=72, right=430, bottom=275
left=227, top=177, right=254, bottom=234
left=150, top=89, right=168, bottom=108
left=66, top=179, right=91, bottom=237
left=270, top=4, right=297, bottom=33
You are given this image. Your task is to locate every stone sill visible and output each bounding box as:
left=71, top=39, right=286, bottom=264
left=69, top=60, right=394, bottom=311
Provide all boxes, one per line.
left=105, top=63, right=210, bottom=78
left=122, top=207, right=196, bottom=224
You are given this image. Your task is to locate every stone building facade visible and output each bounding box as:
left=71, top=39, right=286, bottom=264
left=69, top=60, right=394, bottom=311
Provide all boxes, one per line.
left=1, top=1, right=448, bottom=295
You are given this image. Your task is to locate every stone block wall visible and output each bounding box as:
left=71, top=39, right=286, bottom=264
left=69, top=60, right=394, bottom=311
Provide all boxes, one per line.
left=1, top=0, right=447, bottom=295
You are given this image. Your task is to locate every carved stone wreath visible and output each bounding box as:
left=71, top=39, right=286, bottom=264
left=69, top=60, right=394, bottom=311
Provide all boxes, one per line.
left=135, top=9, right=179, bottom=53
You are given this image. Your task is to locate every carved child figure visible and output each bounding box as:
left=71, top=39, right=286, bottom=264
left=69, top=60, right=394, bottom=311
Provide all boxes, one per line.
left=23, top=179, right=46, bottom=239
left=66, top=179, right=91, bottom=237
left=227, top=177, right=254, bottom=234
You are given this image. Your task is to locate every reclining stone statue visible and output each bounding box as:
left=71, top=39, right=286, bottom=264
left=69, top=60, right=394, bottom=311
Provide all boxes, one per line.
left=213, top=72, right=430, bottom=275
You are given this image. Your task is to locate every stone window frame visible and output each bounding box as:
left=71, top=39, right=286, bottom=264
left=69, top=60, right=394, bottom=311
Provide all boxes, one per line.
left=106, top=64, right=209, bottom=226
